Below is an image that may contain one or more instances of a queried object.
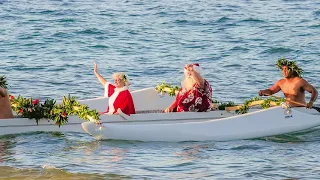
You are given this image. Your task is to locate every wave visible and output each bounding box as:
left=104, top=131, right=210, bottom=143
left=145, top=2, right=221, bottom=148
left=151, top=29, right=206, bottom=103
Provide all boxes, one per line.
left=240, top=18, right=265, bottom=23
left=223, top=64, right=243, bottom=68
left=76, top=28, right=105, bottom=35
left=216, top=16, right=233, bottom=23
left=263, top=47, right=295, bottom=54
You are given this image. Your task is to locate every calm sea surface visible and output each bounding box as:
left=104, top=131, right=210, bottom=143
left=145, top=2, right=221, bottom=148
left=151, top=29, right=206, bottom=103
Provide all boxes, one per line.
left=1, top=0, right=320, bottom=179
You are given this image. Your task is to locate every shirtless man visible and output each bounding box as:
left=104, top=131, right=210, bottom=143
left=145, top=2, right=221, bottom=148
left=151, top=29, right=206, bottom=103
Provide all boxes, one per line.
left=259, top=58, right=318, bottom=108
left=0, top=87, right=14, bottom=119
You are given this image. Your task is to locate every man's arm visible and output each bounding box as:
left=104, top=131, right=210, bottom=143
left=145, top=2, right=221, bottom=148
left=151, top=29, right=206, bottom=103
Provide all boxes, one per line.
left=302, top=79, right=318, bottom=108
left=259, top=80, right=282, bottom=96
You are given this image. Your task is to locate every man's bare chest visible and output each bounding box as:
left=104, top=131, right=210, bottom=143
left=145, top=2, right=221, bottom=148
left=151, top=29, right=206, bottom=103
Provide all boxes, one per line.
left=280, top=81, right=303, bottom=95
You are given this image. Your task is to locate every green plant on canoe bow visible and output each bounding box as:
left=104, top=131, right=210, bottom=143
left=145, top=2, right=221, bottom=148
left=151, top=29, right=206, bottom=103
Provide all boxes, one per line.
left=3, top=75, right=100, bottom=126
left=9, top=94, right=100, bottom=126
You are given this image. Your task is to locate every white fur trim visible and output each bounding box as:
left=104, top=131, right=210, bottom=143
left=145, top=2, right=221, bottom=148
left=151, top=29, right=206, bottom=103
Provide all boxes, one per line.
left=107, top=85, right=129, bottom=114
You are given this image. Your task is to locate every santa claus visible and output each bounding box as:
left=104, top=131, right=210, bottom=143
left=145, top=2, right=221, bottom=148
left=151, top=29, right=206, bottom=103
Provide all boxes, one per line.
left=164, top=63, right=212, bottom=113
left=94, top=62, right=135, bottom=116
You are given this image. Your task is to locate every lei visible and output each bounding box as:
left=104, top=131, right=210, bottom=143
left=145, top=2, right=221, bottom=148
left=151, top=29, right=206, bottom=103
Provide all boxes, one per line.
left=276, top=58, right=303, bottom=77
left=1, top=76, right=100, bottom=126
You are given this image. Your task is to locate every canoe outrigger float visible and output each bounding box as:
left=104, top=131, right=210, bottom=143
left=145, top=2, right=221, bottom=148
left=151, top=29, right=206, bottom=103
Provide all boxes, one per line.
left=1, top=88, right=319, bottom=142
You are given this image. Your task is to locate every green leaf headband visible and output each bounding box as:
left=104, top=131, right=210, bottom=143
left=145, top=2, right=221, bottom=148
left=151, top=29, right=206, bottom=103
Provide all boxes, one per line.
left=119, top=73, right=130, bottom=85
left=276, top=58, right=303, bottom=77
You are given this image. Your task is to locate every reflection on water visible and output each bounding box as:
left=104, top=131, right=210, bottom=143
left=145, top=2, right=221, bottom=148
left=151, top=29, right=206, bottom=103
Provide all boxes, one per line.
left=173, top=144, right=211, bottom=160
left=0, top=138, right=16, bottom=163
left=0, top=166, right=130, bottom=180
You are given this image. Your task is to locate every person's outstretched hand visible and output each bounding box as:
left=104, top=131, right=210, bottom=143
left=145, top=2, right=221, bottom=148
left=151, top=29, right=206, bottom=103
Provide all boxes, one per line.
left=94, top=61, right=98, bottom=73
left=258, top=90, right=265, bottom=96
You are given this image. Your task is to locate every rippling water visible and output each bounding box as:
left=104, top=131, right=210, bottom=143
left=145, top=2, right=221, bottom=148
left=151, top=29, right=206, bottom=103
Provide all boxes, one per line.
left=1, top=0, right=320, bottom=179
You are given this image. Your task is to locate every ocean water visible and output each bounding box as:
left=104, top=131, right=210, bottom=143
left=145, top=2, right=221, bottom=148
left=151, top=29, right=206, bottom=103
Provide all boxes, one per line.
left=1, top=0, right=320, bottom=179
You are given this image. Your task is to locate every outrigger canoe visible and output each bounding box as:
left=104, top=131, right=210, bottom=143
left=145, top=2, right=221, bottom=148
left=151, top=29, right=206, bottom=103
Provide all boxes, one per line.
left=1, top=87, right=319, bottom=142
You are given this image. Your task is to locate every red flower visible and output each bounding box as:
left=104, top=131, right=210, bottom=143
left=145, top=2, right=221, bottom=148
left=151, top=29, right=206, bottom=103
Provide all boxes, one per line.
left=56, top=122, right=59, bottom=125
left=62, top=111, right=67, bottom=117
left=9, top=95, right=14, bottom=100
left=32, top=99, right=40, bottom=105
left=19, top=109, right=23, bottom=114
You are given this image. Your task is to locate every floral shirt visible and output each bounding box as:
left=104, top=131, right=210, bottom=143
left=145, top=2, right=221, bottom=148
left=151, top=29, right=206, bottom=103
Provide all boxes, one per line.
left=176, top=79, right=212, bottom=112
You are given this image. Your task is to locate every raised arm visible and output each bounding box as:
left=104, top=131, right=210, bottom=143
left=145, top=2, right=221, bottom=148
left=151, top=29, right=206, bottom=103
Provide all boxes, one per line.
left=192, top=70, right=204, bottom=88
left=94, top=62, right=107, bottom=86
left=259, top=80, right=282, bottom=96
left=301, top=79, right=318, bottom=108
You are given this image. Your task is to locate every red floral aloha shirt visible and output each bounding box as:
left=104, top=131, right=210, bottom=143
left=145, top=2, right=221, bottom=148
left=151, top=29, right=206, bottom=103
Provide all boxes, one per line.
left=176, top=79, right=212, bottom=112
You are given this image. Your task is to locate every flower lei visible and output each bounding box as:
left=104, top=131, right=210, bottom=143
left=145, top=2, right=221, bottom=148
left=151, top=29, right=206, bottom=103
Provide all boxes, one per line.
left=276, top=58, right=303, bottom=77
left=155, top=82, right=286, bottom=114
left=2, top=76, right=100, bottom=126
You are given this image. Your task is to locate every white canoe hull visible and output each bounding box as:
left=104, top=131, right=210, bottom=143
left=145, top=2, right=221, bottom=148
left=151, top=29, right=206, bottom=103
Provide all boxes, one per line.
left=81, top=106, right=320, bottom=142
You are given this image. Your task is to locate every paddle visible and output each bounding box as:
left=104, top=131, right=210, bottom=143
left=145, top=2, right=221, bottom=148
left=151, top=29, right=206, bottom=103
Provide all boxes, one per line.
left=263, top=94, right=320, bottom=113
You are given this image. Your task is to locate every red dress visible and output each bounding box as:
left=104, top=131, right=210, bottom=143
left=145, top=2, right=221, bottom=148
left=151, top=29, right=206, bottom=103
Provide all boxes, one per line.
left=104, top=82, right=136, bottom=116
left=175, top=79, right=212, bottom=112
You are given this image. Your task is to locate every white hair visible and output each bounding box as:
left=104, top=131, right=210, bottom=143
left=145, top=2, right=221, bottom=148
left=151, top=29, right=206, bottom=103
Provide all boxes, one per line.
left=112, top=72, right=130, bottom=86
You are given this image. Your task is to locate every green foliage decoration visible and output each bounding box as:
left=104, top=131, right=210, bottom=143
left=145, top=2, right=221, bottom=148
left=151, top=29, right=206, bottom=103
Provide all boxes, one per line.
left=155, top=82, right=180, bottom=96
left=235, top=97, right=263, bottom=114
left=215, top=101, right=236, bottom=110
left=3, top=76, right=100, bottom=126
left=235, top=96, right=286, bottom=114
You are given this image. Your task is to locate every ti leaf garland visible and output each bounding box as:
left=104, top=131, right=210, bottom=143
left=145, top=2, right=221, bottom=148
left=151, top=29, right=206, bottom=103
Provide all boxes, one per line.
left=3, top=76, right=100, bottom=126
left=155, top=82, right=180, bottom=96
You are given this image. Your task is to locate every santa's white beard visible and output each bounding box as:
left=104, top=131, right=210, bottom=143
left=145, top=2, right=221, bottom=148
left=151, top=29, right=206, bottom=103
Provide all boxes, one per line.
left=181, top=76, right=195, bottom=91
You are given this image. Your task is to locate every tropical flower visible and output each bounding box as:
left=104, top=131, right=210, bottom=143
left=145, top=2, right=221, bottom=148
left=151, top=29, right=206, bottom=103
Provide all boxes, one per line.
left=32, top=99, right=40, bottom=105
left=9, top=95, right=14, bottom=100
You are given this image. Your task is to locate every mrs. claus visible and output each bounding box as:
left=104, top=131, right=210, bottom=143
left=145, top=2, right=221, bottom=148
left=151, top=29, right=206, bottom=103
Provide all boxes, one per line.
left=94, top=62, right=135, bottom=116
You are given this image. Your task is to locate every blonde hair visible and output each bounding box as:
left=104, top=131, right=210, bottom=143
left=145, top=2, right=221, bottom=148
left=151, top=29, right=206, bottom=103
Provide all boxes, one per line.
left=112, top=72, right=130, bottom=86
